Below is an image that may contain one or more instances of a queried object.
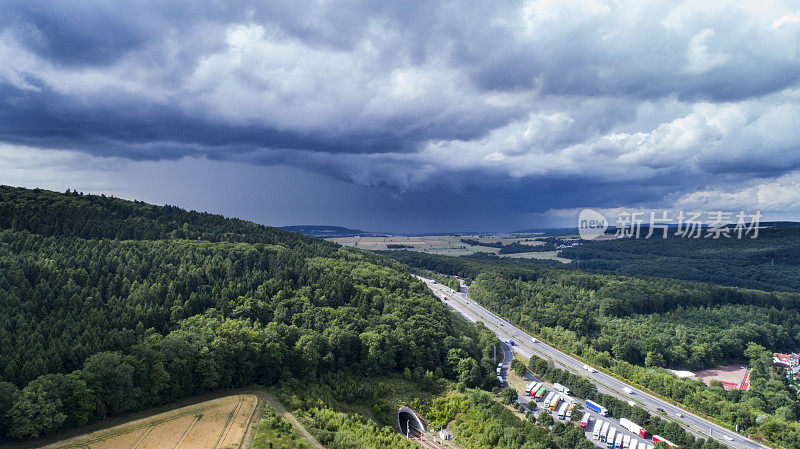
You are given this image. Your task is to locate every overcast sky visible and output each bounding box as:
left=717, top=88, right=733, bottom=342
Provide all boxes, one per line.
left=2, top=0, right=800, bottom=232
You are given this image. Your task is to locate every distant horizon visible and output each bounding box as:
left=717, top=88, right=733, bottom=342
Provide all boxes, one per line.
left=280, top=221, right=800, bottom=237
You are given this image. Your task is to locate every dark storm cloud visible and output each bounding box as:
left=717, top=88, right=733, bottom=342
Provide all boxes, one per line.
left=2, top=0, right=800, bottom=219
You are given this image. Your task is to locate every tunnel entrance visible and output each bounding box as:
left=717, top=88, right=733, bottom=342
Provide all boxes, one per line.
left=397, top=406, right=426, bottom=439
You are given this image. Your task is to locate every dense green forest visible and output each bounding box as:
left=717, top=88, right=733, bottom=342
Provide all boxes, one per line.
left=558, top=228, right=800, bottom=292
left=384, top=251, right=800, bottom=448
left=0, top=186, right=499, bottom=440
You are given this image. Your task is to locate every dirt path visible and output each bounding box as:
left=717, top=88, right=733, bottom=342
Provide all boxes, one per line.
left=261, top=392, right=326, bottom=449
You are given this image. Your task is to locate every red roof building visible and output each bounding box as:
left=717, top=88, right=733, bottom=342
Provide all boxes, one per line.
left=773, top=353, right=800, bottom=368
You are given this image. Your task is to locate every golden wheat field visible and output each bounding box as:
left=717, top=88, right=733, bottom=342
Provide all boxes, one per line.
left=41, top=394, right=258, bottom=449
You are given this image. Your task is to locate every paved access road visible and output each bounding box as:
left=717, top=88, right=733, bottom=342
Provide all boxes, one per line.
left=421, top=278, right=766, bottom=449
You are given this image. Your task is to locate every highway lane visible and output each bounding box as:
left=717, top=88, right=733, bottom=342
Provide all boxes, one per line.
left=421, top=278, right=765, bottom=449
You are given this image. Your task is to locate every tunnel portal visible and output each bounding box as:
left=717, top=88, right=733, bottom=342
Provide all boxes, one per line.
left=397, top=406, right=426, bottom=439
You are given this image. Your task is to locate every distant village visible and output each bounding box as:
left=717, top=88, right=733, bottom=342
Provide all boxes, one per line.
left=773, top=352, right=800, bottom=379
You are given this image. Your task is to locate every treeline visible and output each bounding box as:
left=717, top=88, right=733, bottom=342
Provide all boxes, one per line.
left=461, top=238, right=503, bottom=249
left=0, top=185, right=322, bottom=247
left=0, top=187, right=498, bottom=440
left=460, top=237, right=566, bottom=254
left=498, top=237, right=567, bottom=254
left=558, top=228, right=800, bottom=292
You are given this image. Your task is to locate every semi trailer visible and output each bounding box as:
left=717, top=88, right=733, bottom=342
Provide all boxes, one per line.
left=557, top=402, right=569, bottom=420
left=534, top=385, right=547, bottom=400
left=606, top=428, right=617, bottom=449
left=580, top=412, right=591, bottom=429
left=553, top=383, right=571, bottom=395
left=585, top=399, right=609, bottom=416
left=593, top=420, right=603, bottom=439
left=601, top=422, right=610, bottom=442
left=620, top=417, right=649, bottom=438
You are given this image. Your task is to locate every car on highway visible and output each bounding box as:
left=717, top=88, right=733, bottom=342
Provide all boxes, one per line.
left=531, top=337, right=538, bottom=343
left=724, top=436, right=734, bottom=441
left=656, top=407, right=665, bottom=413
left=675, top=412, right=684, bottom=418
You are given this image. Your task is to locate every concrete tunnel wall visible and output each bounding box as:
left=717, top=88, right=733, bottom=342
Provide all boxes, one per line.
left=397, top=406, right=426, bottom=436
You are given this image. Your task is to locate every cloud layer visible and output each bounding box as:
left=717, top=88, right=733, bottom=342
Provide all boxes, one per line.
left=2, top=0, right=800, bottom=224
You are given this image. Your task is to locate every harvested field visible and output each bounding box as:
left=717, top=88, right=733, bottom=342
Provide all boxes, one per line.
left=42, top=394, right=258, bottom=449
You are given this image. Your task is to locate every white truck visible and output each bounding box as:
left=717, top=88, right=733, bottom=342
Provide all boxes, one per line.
left=543, top=392, right=555, bottom=409
left=620, top=417, right=649, bottom=439
left=606, top=428, right=617, bottom=449
left=623, top=387, right=634, bottom=394
left=565, top=403, right=576, bottom=420
left=557, top=402, right=569, bottom=420
left=600, top=422, right=610, bottom=443
left=623, top=434, right=631, bottom=449
left=553, top=383, right=571, bottom=395
left=614, top=432, right=624, bottom=449
left=593, top=420, right=604, bottom=440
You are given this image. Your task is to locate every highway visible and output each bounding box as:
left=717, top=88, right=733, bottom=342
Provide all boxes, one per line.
left=421, top=277, right=766, bottom=449
left=497, top=340, right=654, bottom=449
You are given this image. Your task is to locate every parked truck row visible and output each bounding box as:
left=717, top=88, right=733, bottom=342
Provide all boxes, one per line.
left=520, top=380, right=675, bottom=448
left=594, top=419, right=656, bottom=449
left=589, top=414, right=677, bottom=449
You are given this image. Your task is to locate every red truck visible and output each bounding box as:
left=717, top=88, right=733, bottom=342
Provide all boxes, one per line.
left=580, top=412, right=591, bottom=429
left=652, top=435, right=677, bottom=447
left=620, top=418, right=649, bottom=439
